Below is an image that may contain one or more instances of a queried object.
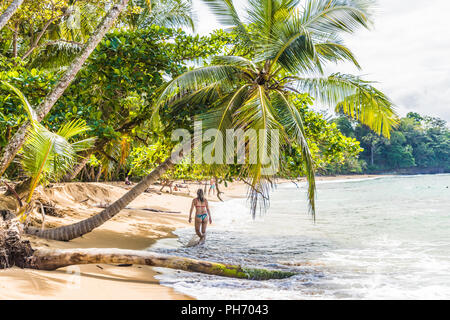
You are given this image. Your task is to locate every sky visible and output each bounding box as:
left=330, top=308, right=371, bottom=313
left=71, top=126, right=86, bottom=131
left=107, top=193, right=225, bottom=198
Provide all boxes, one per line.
left=191, top=0, right=450, bottom=123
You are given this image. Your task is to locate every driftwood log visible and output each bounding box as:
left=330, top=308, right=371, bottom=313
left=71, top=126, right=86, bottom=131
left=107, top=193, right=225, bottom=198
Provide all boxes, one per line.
left=30, top=248, right=295, bottom=279
left=1, top=221, right=295, bottom=280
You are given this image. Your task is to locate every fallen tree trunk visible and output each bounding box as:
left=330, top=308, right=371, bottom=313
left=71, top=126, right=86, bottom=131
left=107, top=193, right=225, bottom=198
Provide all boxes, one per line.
left=1, top=222, right=295, bottom=280
left=30, top=248, right=296, bottom=280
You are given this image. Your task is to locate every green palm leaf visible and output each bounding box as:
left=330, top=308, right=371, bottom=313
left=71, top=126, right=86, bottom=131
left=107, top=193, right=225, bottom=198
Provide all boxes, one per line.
left=266, top=0, right=372, bottom=73
left=300, top=0, right=373, bottom=35
left=273, top=90, right=316, bottom=217
left=57, top=119, right=92, bottom=140
left=134, top=0, right=195, bottom=31
left=201, top=0, right=252, bottom=46
left=0, top=80, right=37, bottom=121
left=211, top=56, right=258, bottom=72
left=314, top=40, right=361, bottom=70
left=155, top=65, right=242, bottom=109
left=296, top=73, right=398, bottom=137
left=20, top=120, right=94, bottom=202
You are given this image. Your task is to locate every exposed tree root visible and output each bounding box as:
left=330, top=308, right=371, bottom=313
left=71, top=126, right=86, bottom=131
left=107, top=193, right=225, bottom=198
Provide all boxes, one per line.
left=0, top=221, right=35, bottom=269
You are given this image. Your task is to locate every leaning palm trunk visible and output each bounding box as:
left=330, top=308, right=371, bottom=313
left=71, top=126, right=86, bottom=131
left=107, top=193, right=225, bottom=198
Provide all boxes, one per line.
left=62, top=150, right=93, bottom=181
left=26, top=142, right=190, bottom=241
left=62, top=137, right=110, bottom=181
left=0, top=0, right=24, bottom=31
left=0, top=0, right=130, bottom=176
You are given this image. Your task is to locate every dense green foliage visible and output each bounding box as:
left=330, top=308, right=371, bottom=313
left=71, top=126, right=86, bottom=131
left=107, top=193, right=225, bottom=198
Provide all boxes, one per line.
left=51, top=26, right=233, bottom=136
left=0, top=57, right=58, bottom=151
left=334, top=112, right=450, bottom=173
left=124, top=93, right=363, bottom=181
left=279, top=94, right=363, bottom=177
left=1, top=26, right=236, bottom=179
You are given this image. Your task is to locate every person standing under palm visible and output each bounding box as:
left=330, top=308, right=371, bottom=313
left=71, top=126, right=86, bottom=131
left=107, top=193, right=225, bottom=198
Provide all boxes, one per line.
left=208, top=178, right=216, bottom=196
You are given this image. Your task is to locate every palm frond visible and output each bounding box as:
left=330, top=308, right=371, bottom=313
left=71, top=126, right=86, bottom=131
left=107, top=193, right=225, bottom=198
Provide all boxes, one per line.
left=197, top=84, right=253, bottom=162
left=212, top=56, right=258, bottom=72
left=20, top=119, right=94, bottom=201
left=136, top=0, right=195, bottom=30
left=267, top=20, right=317, bottom=74
left=71, top=137, right=97, bottom=153
left=296, top=73, right=399, bottom=138
left=300, top=0, right=374, bottom=35
left=201, top=0, right=252, bottom=46
left=266, top=0, right=372, bottom=73
left=0, top=80, right=37, bottom=121
left=155, top=65, right=242, bottom=110
left=57, top=119, right=91, bottom=140
left=273, top=90, right=316, bottom=217
left=246, top=0, right=299, bottom=41
left=29, top=40, right=83, bottom=70
left=57, top=118, right=96, bottom=155
left=314, top=39, right=361, bottom=69
left=232, top=86, right=286, bottom=216
left=164, top=81, right=224, bottom=115
left=57, top=3, right=106, bottom=42
left=21, top=124, right=72, bottom=185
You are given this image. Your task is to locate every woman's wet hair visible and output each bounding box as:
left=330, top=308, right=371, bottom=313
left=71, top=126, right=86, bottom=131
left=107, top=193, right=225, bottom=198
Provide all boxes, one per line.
left=197, top=189, right=204, bottom=202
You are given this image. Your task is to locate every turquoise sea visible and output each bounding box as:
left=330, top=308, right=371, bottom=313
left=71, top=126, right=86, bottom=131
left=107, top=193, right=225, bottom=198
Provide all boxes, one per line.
left=152, top=174, right=450, bottom=299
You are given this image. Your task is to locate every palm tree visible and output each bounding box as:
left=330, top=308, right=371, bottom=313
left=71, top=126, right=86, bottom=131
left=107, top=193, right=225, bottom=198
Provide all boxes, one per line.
left=26, top=0, right=398, bottom=241
left=153, top=0, right=397, bottom=214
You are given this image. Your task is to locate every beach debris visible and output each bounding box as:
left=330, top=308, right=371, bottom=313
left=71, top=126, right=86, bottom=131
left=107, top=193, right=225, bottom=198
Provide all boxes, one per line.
left=0, top=210, right=15, bottom=221
left=0, top=220, right=34, bottom=269
left=93, top=204, right=181, bottom=214
left=186, top=235, right=202, bottom=247
left=125, top=207, right=181, bottom=214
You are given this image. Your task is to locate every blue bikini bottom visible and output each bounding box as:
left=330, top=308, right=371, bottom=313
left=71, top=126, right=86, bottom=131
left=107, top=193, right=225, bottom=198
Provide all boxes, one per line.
left=196, top=214, right=208, bottom=221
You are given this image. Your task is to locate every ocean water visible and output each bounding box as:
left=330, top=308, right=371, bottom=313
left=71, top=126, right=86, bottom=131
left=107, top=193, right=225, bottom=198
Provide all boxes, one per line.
left=151, top=174, right=450, bottom=299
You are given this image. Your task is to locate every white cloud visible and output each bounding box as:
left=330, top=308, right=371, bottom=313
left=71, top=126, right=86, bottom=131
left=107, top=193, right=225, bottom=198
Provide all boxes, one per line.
left=333, top=0, right=450, bottom=122
left=192, top=0, right=220, bottom=35
left=193, top=0, right=450, bottom=122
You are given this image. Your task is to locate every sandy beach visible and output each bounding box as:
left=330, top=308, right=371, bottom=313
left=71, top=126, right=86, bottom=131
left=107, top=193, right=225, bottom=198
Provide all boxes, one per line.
left=0, top=174, right=382, bottom=300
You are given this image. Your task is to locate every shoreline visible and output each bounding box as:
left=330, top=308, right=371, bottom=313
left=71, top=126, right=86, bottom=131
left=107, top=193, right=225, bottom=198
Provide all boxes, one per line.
left=0, top=174, right=387, bottom=300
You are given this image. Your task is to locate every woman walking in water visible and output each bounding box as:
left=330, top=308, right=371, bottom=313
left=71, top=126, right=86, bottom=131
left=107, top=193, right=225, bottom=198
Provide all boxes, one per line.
left=189, top=189, right=212, bottom=242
